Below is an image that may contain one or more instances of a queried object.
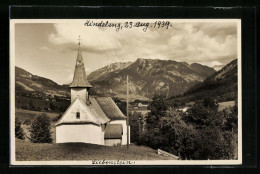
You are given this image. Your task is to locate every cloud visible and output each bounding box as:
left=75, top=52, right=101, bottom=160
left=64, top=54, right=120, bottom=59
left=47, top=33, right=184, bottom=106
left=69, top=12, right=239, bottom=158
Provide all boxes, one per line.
left=202, top=61, right=223, bottom=67
left=65, top=74, right=74, bottom=84
left=49, top=20, right=238, bottom=67
left=49, top=23, right=122, bottom=53
left=40, top=46, right=50, bottom=51
left=165, top=23, right=237, bottom=65
left=194, top=23, right=237, bottom=43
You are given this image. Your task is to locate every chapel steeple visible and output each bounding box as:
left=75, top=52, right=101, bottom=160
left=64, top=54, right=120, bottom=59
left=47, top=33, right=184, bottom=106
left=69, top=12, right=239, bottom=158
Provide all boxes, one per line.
left=69, top=36, right=92, bottom=88
left=69, top=36, right=92, bottom=104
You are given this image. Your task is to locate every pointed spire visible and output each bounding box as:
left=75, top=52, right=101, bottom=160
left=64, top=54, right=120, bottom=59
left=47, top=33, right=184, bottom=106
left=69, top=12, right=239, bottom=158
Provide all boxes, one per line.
left=76, top=46, right=83, bottom=66
left=69, top=37, right=92, bottom=88
left=76, top=36, right=83, bottom=65
left=78, top=35, right=81, bottom=47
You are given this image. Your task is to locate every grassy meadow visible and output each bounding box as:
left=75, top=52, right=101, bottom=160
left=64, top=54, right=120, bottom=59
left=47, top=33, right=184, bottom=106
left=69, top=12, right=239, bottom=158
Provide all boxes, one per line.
left=15, top=138, right=173, bottom=161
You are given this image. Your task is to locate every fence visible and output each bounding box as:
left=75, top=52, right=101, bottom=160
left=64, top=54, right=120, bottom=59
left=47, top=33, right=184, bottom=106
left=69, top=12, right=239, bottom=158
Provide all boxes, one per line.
left=158, top=149, right=179, bottom=160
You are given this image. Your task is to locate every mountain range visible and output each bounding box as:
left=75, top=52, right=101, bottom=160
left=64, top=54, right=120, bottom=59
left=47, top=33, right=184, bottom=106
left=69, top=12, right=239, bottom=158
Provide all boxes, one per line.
left=87, top=62, right=132, bottom=81
left=15, top=66, right=69, bottom=97
left=170, top=59, right=238, bottom=103
left=87, top=58, right=216, bottom=99
left=15, top=58, right=237, bottom=101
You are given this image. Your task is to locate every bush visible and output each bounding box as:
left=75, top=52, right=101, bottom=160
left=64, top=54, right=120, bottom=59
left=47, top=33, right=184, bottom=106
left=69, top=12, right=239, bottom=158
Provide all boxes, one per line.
left=29, top=113, right=52, bottom=143
left=15, top=117, right=25, bottom=140
left=23, top=118, right=31, bottom=125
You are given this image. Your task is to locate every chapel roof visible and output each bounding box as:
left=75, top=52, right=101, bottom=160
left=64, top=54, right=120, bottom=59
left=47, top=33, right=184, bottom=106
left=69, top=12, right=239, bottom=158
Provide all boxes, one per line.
left=69, top=46, right=92, bottom=88
left=88, top=97, right=110, bottom=124
left=96, top=97, right=127, bottom=120
left=104, top=124, right=123, bottom=139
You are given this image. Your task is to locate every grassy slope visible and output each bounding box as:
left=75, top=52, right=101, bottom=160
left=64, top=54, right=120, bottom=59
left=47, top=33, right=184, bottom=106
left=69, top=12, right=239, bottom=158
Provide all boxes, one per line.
left=15, top=109, right=59, bottom=122
left=15, top=94, right=70, bottom=113
left=218, top=101, right=235, bottom=111
left=15, top=139, right=173, bottom=161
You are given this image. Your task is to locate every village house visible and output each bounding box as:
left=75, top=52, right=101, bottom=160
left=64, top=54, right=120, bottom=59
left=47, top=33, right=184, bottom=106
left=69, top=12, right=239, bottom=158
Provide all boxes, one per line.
left=55, top=40, right=130, bottom=146
left=137, top=102, right=148, bottom=109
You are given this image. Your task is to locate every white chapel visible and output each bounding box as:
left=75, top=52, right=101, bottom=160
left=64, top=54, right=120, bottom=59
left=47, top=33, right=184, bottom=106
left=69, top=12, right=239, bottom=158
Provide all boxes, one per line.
left=55, top=40, right=130, bottom=146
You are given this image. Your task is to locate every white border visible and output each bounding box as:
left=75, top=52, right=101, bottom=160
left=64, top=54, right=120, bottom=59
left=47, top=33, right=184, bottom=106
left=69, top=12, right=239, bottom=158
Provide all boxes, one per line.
left=10, top=19, right=242, bottom=165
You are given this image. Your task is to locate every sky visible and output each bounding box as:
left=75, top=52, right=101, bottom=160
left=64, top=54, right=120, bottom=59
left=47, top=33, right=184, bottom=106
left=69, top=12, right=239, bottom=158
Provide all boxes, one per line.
left=14, top=19, right=239, bottom=85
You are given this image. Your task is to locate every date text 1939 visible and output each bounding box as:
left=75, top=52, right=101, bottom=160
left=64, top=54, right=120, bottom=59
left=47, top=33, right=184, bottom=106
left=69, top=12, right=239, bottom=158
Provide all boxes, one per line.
left=124, top=21, right=171, bottom=32
left=153, top=21, right=171, bottom=29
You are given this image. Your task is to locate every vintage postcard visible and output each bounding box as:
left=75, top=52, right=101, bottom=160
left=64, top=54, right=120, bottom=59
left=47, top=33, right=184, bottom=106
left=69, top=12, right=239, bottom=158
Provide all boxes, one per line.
left=10, top=19, right=242, bottom=165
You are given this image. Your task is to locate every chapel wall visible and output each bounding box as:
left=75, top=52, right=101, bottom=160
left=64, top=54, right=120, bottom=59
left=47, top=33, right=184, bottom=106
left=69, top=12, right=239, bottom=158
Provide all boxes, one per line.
left=56, top=124, right=104, bottom=145
left=71, top=88, right=88, bottom=103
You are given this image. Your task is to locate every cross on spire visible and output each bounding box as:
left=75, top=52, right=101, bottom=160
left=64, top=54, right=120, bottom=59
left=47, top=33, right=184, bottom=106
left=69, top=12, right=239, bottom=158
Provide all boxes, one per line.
left=78, top=36, right=81, bottom=46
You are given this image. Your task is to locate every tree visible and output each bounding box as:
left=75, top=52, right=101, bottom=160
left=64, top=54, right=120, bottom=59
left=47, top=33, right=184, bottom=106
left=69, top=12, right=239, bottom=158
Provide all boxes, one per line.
left=129, top=111, right=143, bottom=144
left=15, top=117, right=25, bottom=140
left=146, top=95, right=167, bottom=129
left=143, top=95, right=168, bottom=148
left=203, top=97, right=219, bottom=111
left=142, top=94, right=238, bottom=160
left=49, top=102, right=56, bottom=111
left=183, top=99, right=222, bottom=129
left=160, top=108, right=198, bottom=159
left=29, top=113, right=52, bottom=143
left=149, top=95, right=168, bottom=116
left=224, top=100, right=238, bottom=133
left=28, top=99, right=35, bottom=110
left=182, top=98, right=237, bottom=160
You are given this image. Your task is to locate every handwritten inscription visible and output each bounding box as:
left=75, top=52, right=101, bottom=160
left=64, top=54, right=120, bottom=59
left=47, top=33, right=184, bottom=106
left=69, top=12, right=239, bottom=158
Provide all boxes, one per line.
left=92, top=160, right=135, bottom=165
left=84, top=20, right=172, bottom=32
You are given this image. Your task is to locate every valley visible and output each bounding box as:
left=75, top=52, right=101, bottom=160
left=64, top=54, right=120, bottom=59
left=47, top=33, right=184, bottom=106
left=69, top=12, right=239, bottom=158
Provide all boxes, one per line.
left=15, top=58, right=237, bottom=113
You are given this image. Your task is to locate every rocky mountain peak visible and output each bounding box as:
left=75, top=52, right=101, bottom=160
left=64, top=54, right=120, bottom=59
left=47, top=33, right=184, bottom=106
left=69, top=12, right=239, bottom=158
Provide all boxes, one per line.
left=88, top=58, right=216, bottom=99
